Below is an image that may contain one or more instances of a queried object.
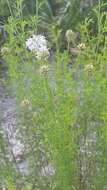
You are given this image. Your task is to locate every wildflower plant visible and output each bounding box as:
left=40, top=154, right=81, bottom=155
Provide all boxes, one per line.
left=1, top=0, right=107, bottom=190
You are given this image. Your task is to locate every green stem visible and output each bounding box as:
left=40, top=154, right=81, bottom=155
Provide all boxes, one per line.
left=36, top=0, right=39, bottom=34
left=44, top=76, right=58, bottom=125
left=6, top=0, right=13, bottom=17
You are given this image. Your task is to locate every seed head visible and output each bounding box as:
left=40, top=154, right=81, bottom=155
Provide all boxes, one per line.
left=1, top=47, right=9, bottom=55
left=20, top=98, right=30, bottom=108
left=77, top=43, right=86, bottom=50
left=40, top=65, right=49, bottom=75
left=84, top=64, right=94, bottom=72
left=65, top=29, right=74, bottom=43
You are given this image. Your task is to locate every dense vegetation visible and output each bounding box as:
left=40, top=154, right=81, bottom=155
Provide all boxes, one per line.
left=0, top=0, right=107, bottom=189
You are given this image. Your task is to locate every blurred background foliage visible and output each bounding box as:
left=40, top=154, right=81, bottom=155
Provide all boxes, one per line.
left=0, top=0, right=107, bottom=49
left=0, top=0, right=100, bottom=26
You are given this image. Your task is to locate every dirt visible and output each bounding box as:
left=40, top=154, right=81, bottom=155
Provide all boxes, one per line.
left=0, top=65, right=28, bottom=175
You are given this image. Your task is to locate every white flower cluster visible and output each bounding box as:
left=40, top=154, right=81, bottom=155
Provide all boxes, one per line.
left=26, top=34, right=50, bottom=60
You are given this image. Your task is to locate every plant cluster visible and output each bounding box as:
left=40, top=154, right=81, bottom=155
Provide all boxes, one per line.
left=1, top=0, right=107, bottom=190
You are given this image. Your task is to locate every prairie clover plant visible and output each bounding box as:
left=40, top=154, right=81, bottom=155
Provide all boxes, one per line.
left=1, top=0, right=107, bottom=190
